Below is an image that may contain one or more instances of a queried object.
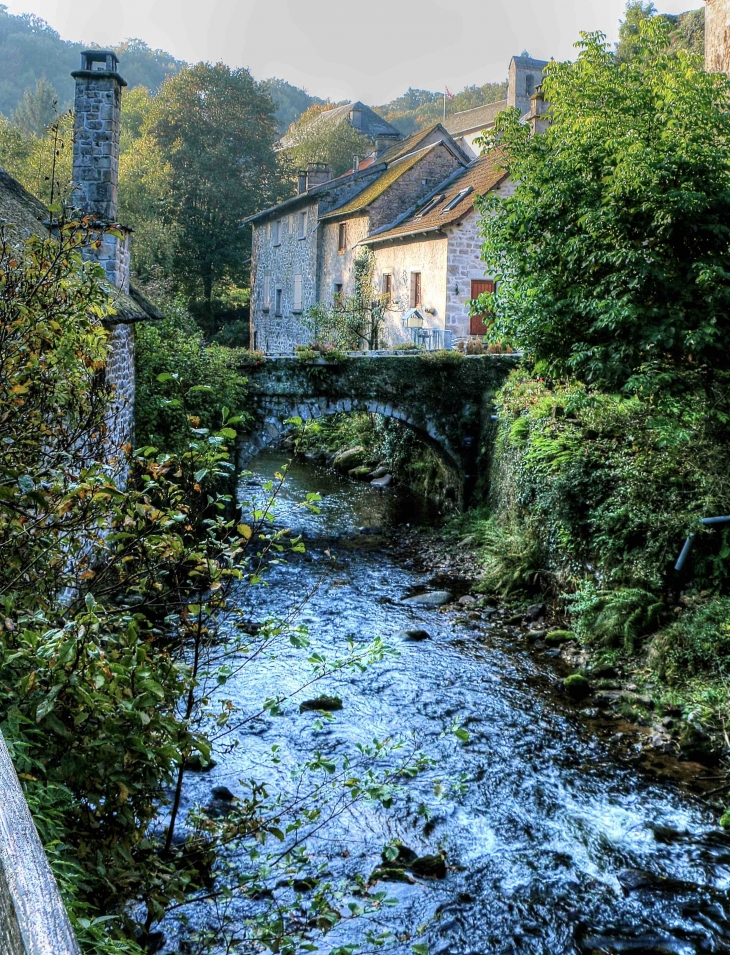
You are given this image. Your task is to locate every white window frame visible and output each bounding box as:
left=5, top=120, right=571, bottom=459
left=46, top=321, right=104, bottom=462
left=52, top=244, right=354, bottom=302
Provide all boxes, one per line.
left=298, top=210, right=307, bottom=239
left=273, top=220, right=280, bottom=245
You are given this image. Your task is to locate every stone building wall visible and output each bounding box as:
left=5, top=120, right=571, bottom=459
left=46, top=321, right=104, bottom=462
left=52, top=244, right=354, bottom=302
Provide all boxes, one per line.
left=706, top=0, right=730, bottom=75
left=104, top=323, right=135, bottom=485
left=445, top=180, right=515, bottom=340
left=367, top=145, right=464, bottom=231
left=250, top=199, right=320, bottom=353
left=318, top=215, right=371, bottom=311
left=371, top=235, right=448, bottom=345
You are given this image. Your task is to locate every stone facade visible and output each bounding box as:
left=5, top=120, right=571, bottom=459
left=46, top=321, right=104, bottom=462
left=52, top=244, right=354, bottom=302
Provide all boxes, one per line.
left=371, top=235, right=449, bottom=344
left=444, top=180, right=515, bottom=339
left=706, top=0, right=730, bottom=75
left=508, top=56, right=549, bottom=116
left=104, top=323, right=135, bottom=483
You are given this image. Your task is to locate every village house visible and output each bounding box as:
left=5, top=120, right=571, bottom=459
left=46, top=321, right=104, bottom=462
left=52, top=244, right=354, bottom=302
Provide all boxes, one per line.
left=247, top=56, right=550, bottom=355
left=279, top=100, right=403, bottom=153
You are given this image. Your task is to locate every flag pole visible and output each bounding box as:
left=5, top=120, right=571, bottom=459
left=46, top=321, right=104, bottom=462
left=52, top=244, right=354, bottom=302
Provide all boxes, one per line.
left=443, top=90, right=446, bottom=122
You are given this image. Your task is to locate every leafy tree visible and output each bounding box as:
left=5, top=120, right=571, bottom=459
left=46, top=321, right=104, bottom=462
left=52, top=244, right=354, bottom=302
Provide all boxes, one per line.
left=478, top=23, right=730, bottom=391
left=282, top=103, right=372, bottom=178
left=615, top=1, right=705, bottom=63
left=614, top=1, right=657, bottom=63
left=142, top=62, right=283, bottom=315
left=263, top=76, right=323, bottom=134
left=12, top=76, right=58, bottom=135
left=376, top=81, right=508, bottom=135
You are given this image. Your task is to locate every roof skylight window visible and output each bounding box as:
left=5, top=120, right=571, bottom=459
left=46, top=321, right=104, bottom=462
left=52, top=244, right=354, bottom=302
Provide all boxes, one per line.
left=440, top=186, right=473, bottom=213
left=415, top=194, right=444, bottom=219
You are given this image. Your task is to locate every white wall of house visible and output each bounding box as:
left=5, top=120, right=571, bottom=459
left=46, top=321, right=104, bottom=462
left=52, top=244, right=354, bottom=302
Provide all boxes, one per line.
left=318, top=215, right=370, bottom=306
left=371, top=235, right=449, bottom=345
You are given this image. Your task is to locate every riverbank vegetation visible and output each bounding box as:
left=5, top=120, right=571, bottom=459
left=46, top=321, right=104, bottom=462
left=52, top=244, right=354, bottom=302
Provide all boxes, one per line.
left=469, top=21, right=730, bottom=762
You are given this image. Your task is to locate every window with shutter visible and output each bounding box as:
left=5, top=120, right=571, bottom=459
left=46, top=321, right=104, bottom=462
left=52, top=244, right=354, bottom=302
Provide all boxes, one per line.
left=293, top=275, right=303, bottom=312
left=469, top=279, right=495, bottom=336
left=382, top=273, right=392, bottom=303
left=410, top=272, right=422, bottom=308
left=338, top=223, right=347, bottom=252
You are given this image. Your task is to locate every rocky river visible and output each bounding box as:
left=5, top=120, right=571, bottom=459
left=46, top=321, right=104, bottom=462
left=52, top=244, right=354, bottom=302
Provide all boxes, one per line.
left=162, top=449, right=730, bottom=955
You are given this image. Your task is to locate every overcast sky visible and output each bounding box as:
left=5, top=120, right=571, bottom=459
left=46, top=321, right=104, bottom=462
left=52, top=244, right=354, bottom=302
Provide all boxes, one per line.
left=4, top=0, right=704, bottom=102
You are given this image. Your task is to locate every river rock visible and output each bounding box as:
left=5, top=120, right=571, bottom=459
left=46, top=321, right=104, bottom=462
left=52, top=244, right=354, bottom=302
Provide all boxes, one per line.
left=212, top=785, right=235, bottom=801
left=402, top=591, right=452, bottom=608
left=458, top=595, right=478, bottom=607
left=397, top=628, right=431, bottom=641
left=300, top=696, right=343, bottom=713
left=349, top=465, right=372, bottom=480
left=411, top=854, right=447, bottom=879
left=546, top=630, right=576, bottom=645
left=369, top=466, right=389, bottom=480
left=371, top=474, right=392, bottom=488
left=563, top=674, right=591, bottom=701
left=333, top=446, right=366, bottom=471
left=381, top=842, right=418, bottom=866
left=526, top=603, right=545, bottom=620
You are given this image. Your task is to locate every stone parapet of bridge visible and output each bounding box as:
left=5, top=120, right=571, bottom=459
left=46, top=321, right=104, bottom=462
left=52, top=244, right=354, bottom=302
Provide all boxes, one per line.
left=238, top=353, right=519, bottom=503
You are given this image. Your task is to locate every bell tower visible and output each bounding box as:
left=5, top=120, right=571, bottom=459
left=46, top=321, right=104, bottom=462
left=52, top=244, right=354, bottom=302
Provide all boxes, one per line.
left=706, top=0, right=730, bottom=76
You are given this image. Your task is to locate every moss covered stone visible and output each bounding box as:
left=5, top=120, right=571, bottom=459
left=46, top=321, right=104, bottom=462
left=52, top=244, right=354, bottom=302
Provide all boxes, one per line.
left=563, top=674, right=591, bottom=701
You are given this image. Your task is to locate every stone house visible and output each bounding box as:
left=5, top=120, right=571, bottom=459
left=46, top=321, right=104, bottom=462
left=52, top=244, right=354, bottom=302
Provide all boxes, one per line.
left=360, top=150, right=514, bottom=345
left=0, top=50, right=158, bottom=472
left=247, top=126, right=471, bottom=353
left=247, top=56, right=550, bottom=354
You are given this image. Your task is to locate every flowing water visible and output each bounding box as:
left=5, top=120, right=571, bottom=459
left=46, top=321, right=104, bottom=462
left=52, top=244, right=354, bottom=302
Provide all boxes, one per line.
left=165, top=450, right=730, bottom=955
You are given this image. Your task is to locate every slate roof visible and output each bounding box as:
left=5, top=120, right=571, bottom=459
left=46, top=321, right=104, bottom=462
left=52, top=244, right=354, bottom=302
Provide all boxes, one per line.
left=361, top=150, right=508, bottom=245
left=510, top=55, right=550, bottom=71
left=279, top=101, right=402, bottom=149
left=319, top=142, right=455, bottom=221
left=0, top=167, right=156, bottom=324
left=444, top=100, right=509, bottom=136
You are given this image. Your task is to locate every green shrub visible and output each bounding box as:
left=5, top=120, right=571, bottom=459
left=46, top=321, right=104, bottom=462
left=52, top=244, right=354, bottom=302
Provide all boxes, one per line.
left=649, top=597, right=730, bottom=682
left=478, top=517, right=546, bottom=597
left=567, top=581, right=664, bottom=651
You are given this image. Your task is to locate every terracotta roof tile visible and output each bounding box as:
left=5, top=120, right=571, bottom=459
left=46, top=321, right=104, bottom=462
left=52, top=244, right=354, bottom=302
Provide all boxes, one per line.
left=361, top=150, right=508, bottom=244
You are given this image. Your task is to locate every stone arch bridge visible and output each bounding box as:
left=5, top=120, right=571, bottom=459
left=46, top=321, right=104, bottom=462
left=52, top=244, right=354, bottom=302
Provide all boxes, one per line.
left=238, top=354, right=518, bottom=504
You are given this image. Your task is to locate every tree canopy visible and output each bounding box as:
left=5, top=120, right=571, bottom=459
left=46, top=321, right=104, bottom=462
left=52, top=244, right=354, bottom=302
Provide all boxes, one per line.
left=141, top=62, right=283, bottom=308
left=479, top=22, right=730, bottom=391
left=281, top=104, right=373, bottom=178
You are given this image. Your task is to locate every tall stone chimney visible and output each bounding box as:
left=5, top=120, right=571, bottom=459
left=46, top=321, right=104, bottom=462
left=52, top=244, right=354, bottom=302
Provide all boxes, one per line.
left=71, top=50, right=131, bottom=292
left=306, top=162, right=331, bottom=189
left=527, top=86, right=550, bottom=136
left=706, top=0, right=730, bottom=76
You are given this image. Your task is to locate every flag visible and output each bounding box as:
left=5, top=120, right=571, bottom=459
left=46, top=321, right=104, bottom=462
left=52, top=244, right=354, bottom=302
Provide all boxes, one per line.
left=445, top=86, right=454, bottom=100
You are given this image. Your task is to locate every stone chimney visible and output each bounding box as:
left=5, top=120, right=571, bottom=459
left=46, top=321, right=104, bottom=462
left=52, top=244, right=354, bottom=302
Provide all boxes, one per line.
left=306, top=162, right=331, bottom=189
left=297, top=170, right=308, bottom=195
left=527, top=86, right=550, bottom=135
left=375, top=133, right=400, bottom=155
left=72, top=50, right=131, bottom=292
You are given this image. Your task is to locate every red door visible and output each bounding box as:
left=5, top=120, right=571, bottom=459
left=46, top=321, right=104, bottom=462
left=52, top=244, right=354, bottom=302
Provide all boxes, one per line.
left=470, top=279, right=495, bottom=336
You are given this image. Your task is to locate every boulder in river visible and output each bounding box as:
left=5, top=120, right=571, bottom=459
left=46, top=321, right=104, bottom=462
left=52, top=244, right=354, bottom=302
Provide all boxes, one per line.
left=563, top=674, right=591, bottom=701
left=411, top=854, right=447, bottom=879
left=300, top=696, right=343, bottom=713
left=396, top=628, right=431, bottom=641
left=545, top=630, right=575, bottom=646
left=458, top=595, right=478, bottom=607
left=212, top=785, right=235, bottom=801
left=333, top=447, right=367, bottom=471
left=369, top=466, right=389, bottom=480
left=371, top=474, right=392, bottom=488
left=402, top=591, right=452, bottom=608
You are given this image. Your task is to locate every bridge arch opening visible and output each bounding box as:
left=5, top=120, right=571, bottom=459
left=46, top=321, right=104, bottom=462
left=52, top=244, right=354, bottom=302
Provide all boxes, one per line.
left=238, top=399, right=465, bottom=510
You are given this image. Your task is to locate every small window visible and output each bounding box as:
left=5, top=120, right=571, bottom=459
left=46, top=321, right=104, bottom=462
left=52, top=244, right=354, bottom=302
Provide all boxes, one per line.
left=273, top=220, right=280, bottom=245
left=338, top=223, right=347, bottom=252
left=282, top=217, right=289, bottom=237
left=293, top=274, right=303, bottom=312
left=333, top=282, right=343, bottom=304
left=441, top=186, right=473, bottom=214
left=298, top=210, right=307, bottom=239
left=415, top=195, right=444, bottom=219
left=410, top=272, right=422, bottom=308
left=382, top=273, right=392, bottom=303
left=525, top=73, right=535, bottom=98
left=266, top=222, right=272, bottom=241
left=275, top=288, right=283, bottom=316
left=263, top=273, right=271, bottom=309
